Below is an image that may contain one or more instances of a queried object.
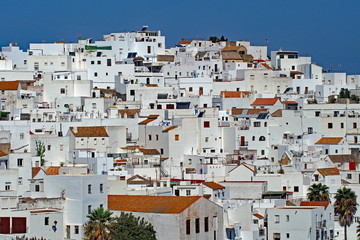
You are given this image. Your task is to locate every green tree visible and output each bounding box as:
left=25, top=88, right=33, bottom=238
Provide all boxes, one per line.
left=35, top=140, right=46, bottom=166
left=334, top=187, right=358, bottom=240
left=209, top=36, right=219, bottom=43
left=340, top=88, right=351, bottom=99
left=109, top=212, right=156, bottom=240
left=84, top=207, right=113, bottom=240
left=307, top=183, right=330, bottom=201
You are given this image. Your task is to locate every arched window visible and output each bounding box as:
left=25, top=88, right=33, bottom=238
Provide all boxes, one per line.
left=259, top=136, right=266, bottom=141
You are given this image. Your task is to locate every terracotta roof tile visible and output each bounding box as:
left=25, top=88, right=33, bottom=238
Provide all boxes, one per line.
left=45, top=166, right=60, bottom=176
left=253, top=213, right=264, bottom=219
left=108, top=195, right=201, bottom=214
left=178, top=40, right=192, bottom=45
left=261, top=63, right=272, bottom=70
left=251, top=98, right=279, bottom=106
left=282, top=101, right=298, bottom=105
left=315, top=137, right=343, bottom=145
left=0, top=150, right=7, bottom=157
left=327, top=154, right=358, bottom=163
left=162, top=126, right=178, bottom=132
left=118, top=109, right=140, bottom=118
left=32, top=167, right=42, bottom=179
left=300, top=201, right=330, bottom=210
left=70, top=126, right=109, bottom=138
left=139, top=118, right=156, bottom=125
left=271, top=109, right=282, bottom=117
left=222, top=46, right=241, bottom=51
left=220, top=91, right=251, bottom=98
left=231, top=108, right=243, bottom=115
left=247, top=108, right=268, bottom=115
left=138, top=148, right=160, bottom=155
left=203, top=194, right=211, bottom=199
left=202, top=181, right=225, bottom=190
left=317, top=167, right=340, bottom=177
left=127, top=174, right=150, bottom=185
left=0, top=81, right=20, bottom=90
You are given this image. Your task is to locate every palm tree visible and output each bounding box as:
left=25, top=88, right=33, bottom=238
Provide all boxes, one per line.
left=307, top=183, right=330, bottom=201
left=334, top=187, right=358, bottom=240
left=84, top=207, right=113, bottom=240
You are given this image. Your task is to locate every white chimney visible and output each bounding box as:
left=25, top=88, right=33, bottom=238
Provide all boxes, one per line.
left=73, top=127, right=77, bottom=134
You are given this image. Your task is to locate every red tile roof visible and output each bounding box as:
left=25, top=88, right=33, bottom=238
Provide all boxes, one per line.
left=127, top=174, right=150, bottom=185
left=139, top=148, right=160, bottom=155
left=162, top=126, right=177, bottom=132
left=317, top=167, right=340, bottom=177
left=0, top=150, right=7, bottom=157
left=45, top=166, right=60, bottom=175
left=108, top=195, right=201, bottom=214
left=0, top=81, right=20, bottom=90
left=178, top=40, right=192, bottom=45
left=253, top=213, right=264, bottom=219
left=32, top=167, right=42, bottom=179
left=261, top=63, right=272, bottom=70
left=139, top=118, right=156, bottom=125
left=300, top=201, right=330, bottom=210
left=222, top=46, right=241, bottom=51
left=282, top=101, right=298, bottom=105
left=70, top=126, right=109, bottom=137
left=202, top=181, right=225, bottom=190
left=220, top=91, right=251, bottom=98
left=251, top=98, right=279, bottom=106
left=315, top=137, right=343, bottom=145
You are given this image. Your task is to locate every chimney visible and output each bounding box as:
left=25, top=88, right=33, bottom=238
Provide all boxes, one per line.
left=73, top=127, right=78, bottom=134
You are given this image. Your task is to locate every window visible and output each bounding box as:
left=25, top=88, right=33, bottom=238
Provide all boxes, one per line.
left=18, top=177, right=23, bottom=185
left=107, top=59, right=111, bottom=66
left=5, top=185, right=10, bottom=191
left=60, top=145, right=64, bottom=151
left=254, top=122, right=261, bottom=127
left=341, top=123, right=344, bottom=128
left=88, top=184, right=92, bottom=194
left=94, top=138, right=97, bottom=145
left=74, top=226, right=79, bottom=234
left=100, top=204, right=103, bottom=209
left=286, top=215, right=289, bottom=222
left=189, top=87, right=193, bottom=92
left=47, top=145, right=51, bottom=151
left=100, top=184, right=104, bottom=193
left=186, top=219, right=191, bottom=234
left=287, top=233, right=290, bottom=238
left=328, top=123, right=333, bottom=129
left=88, top=205, right=92, bottom=214
left=147, top=46, right=151, bottom=54
left=160, top=148, right=164, bottom=154
left=17, top=158, right=23, bottom=167
left=20, top=133, right=24, bottom=140
left=347, top=174, right=352, bottom=179
left=204, top=217, right=209, bottom=232
left=186, top=190, right=191, bottom=196
left=354, top=123, right=357, bottom=128
left=148, top=135, right=152, bottom=141
left=91, top=61, right=95, bottom=65
left=130, top=90, right=135, bottom=96
left=204, top=121, right=210, bottom=128
left=205, top=137, right=209, bottom=143
left=175, top=134, right=179, bottom=141
left=102, top=138, right=105, bottom=145
left=308, top=127, right=313, bottom=134
left=94, top=72, right=98, bottom=77
left=156, top=135, right=159, bottom=141
left=261, top=150, right=265, bottom=155
left=195, top=218, right=200, bottom=233
left=315, top=111, right=320, bottom=117
left=35, top=185, right=40, bottom=192
left=294, top=186, right=299, bottom=192
left=259, top=136, right=266, bottom=141
left=275, top=215, right=280, bottom=224
left=45, top=217, right=49, bottom=225
left=314, top=174, right=319, bottom=181
left=60, top=88, right=65, bottom=94
left=97, top=60, right=101, bottom=65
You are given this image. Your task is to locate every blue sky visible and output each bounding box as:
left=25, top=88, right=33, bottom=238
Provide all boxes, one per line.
left=1, top=0, right=360, bottom=73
